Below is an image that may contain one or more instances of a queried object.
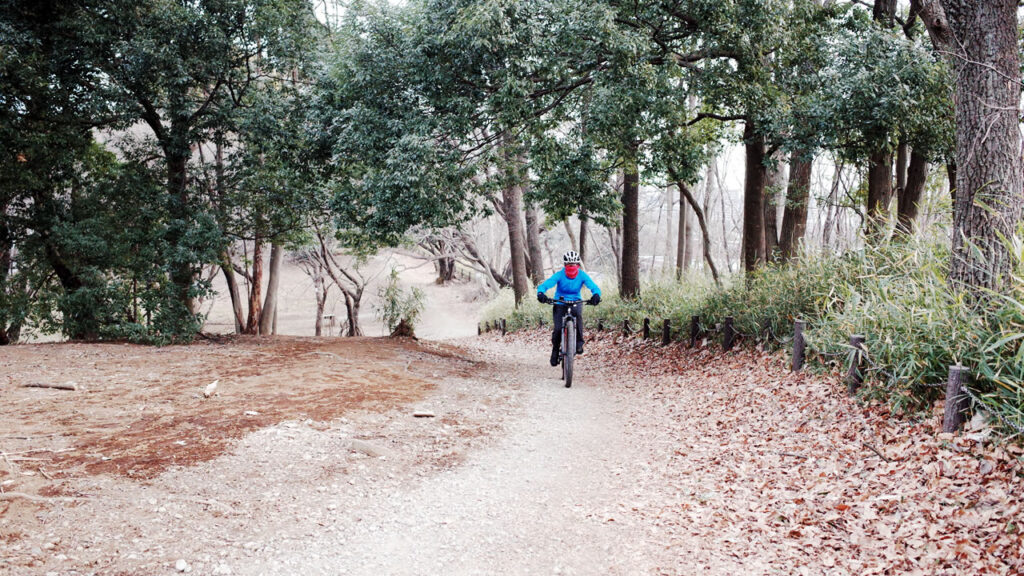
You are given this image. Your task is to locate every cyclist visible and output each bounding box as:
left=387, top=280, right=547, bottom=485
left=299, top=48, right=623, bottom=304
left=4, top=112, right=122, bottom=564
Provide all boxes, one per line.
left=536, top=250, right=601, bottom=366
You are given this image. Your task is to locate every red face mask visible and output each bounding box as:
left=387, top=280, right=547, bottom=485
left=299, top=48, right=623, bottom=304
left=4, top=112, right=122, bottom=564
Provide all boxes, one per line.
left=564, top=265, right=579, bottom=279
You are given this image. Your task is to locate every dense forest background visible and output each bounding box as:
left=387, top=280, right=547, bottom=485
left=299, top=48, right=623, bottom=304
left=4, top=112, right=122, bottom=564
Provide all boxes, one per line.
left=2, top=1, right=1023, bottom=429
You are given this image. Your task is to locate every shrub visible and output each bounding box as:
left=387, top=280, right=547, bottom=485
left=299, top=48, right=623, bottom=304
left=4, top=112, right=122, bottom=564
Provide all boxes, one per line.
left=374, top=268, right=425, bottom=335
left=480, top=236, right=1024, bottom=437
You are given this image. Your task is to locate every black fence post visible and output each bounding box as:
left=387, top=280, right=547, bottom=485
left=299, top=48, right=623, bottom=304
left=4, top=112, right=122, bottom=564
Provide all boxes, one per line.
left=845, top=334, right=866, bottom=395
left=642, top=317, right=651, bottom=339
left=485, top=321, right=491, bottom=333
left=477, top=323, right=482, bottom=336
left=622, top=319, right=631, bottom=336
left=662, top=319, right=671, bottom=346
left=723, top=316, right=735, bottom=351
left=500, top=319, right=507, bottom=336
left=689, top=315, right=700, bottom=348
left=792, top=320, right=806, bottom=372
left=942, top=365, right=971, bottom=433
left=597, top=319, right=604, bottom=332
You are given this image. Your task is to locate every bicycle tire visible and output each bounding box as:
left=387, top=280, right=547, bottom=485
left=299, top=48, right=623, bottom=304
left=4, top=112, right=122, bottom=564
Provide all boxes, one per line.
left=563, top=317, right=575, bottom=388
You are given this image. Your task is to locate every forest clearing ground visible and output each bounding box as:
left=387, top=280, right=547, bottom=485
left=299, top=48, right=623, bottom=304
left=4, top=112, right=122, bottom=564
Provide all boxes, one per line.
left=0, top=330, right=1022, bottom=575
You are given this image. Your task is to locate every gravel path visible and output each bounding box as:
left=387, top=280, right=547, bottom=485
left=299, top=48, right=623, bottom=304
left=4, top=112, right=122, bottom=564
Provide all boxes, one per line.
left=248, top=340, right=669, bottom=575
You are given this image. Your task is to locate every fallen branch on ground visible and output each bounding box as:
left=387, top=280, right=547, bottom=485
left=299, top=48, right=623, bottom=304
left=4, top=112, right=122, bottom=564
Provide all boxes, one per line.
left=23, top=382, right=77, bottom=391
left=0, top=492, right=81, bottom=503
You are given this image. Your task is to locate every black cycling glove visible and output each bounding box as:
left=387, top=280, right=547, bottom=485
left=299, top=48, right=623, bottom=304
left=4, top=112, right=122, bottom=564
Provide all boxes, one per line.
left=537, top=293, right=549, bottom=304
left=589, top=294, right=601, bottom=305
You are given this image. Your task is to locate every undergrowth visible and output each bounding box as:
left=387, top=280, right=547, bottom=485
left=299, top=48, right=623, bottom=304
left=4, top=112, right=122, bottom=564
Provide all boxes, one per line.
left=481, top=236, right=1024, bottom=439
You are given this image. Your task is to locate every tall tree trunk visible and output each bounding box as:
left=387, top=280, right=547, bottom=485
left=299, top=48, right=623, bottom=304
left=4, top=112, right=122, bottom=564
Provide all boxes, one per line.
left=563, top=219, right=578, bottom=252
left=741, top=122, right=767, bottom=273
left=621, top=155, right=641, bottom=299
left=578, top=212, right=590, bottom=267
left=866, top=151, right=894, bottom=240
left=663, top=185, right=674, bottom=275
left=219, top=251, right=245, bottom=334
left=259, top=243, right=283, bottom=335
left=916, top=0, right=1022, bottom=293
left=823, top=161, right=843, bottom=249
left=682, top=198, right=693, bottom=271
left=245, top=240, right=263, bottom=335
left=501, top=158, right=530, bottom=307
left=896, top=149, right=929, bottom=234
left=607, top=223, right=622, bottom=287
left=710, top=159, right=732, bottom=272
left=166, top=151, right=196, bottom=316
left=779, top=151, right=813, bottom=261
left=313, top=275, right=326, bottom=337
left=895, top=140, right=908, bottom=199
left=675, top=184, right=685, bottom=280
left=347, top=290, right=363, bottom=336
left=524, top=202, right=545, bottom=284
left=764, top=156, right=785, bottom=262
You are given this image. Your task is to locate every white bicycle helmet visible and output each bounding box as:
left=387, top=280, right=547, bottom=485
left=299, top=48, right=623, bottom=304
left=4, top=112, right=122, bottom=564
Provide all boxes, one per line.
left=563, top=250, right=581, bottom=265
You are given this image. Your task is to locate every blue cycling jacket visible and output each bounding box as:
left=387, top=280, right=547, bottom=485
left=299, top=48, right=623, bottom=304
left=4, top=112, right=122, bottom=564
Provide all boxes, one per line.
left=537, top=268, right=601, bottom=302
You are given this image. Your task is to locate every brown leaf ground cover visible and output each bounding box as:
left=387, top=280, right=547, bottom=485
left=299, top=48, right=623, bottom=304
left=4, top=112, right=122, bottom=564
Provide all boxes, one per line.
left=508, top=328, right=1024, bottom=575
left=0, top=337, right=477, bottom=536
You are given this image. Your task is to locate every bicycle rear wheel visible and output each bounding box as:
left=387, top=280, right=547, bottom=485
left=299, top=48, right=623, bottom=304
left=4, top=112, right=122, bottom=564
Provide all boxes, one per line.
left=563, top=318, right=575, bottom=388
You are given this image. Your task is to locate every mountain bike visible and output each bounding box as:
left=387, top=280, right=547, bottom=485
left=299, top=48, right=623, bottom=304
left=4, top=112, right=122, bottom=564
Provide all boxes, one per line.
left=545, top=298, right=595, bottom=388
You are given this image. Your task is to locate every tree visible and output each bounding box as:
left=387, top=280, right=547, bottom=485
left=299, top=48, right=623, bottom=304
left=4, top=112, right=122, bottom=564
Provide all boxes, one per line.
left=915, top=0, right=1023, bottom=295
left=81, top=0, right=317, bottom=317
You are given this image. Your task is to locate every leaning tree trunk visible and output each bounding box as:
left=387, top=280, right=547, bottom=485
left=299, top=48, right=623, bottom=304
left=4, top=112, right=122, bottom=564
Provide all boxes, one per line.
left=621, top=156, right=641, bottom=300
left=779, top=151, right=813, bottom=261
left=674, top=178, right=721, bottom=285
left=259, top=242, right=283, bottom=335
left=896, top=149, right=929, bottom=234
left=219, top=251, right=245, bottom=334
left=916, top=0, right=1023, bottom=294
left=524, top=202, right=545, bottom=285
left=741, top=122, right=767, bottom=273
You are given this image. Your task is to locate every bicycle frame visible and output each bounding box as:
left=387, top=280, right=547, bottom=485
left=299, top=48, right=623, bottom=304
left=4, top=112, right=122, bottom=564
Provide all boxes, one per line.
left=544, top=298, right=592, bottom=388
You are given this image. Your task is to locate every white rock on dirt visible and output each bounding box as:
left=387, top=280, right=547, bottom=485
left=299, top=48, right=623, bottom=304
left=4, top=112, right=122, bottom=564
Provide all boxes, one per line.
left=202, top=380, right=219, bottom=398
left=174, top=558, right=190, bottom=572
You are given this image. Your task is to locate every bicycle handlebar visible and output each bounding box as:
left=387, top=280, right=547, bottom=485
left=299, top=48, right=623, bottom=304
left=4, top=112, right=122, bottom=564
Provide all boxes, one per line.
left=542, top=297, right=596, bottom=306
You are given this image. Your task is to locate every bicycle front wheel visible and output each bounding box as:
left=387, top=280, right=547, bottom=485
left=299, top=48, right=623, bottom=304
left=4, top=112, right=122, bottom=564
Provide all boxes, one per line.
left=563, top=318, right=575, bottom=388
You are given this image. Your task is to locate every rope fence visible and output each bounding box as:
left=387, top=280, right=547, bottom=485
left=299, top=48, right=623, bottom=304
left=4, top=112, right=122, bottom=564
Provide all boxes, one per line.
left=478, top=313, right=1021, bottom=437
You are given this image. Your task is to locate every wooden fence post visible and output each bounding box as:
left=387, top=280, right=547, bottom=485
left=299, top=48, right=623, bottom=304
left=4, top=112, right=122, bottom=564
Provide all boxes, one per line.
left=662, top=319, right=671, bottom=345
left=723, top=316, right=735, bottom=351
left=597, top=319, right=604, bottom=332
left=622, top=319, right=631, bottom=336
left=792, top=320, right=805, bottom=372
left=477, top=323, right=482, bottom=336
left=485, top=321, right=490, bottom=333
left=845, top=334, right=866, bottom=394
left=642, top=317, right=651, bottom=339
left=689, top=315, right=700, bottom=348
left=500, top=319, right=507, bottom=336
left=942, top=365, right=970, bottom=433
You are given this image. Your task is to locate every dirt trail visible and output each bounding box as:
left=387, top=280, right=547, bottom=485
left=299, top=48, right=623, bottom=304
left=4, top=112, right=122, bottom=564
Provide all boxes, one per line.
left=2, top=330, right=1022, bottom=575
left=256, top=342, right=664, bottom=575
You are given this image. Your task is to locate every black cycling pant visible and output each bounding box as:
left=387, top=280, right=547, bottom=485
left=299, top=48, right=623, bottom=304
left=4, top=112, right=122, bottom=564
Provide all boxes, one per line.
left=551, top=302, right=584, bottom=349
